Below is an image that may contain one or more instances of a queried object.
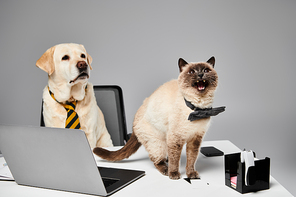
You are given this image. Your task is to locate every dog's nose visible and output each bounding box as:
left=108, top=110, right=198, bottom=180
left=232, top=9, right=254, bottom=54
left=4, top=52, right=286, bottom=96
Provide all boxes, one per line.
left=77, top=61, right=88, bottom=70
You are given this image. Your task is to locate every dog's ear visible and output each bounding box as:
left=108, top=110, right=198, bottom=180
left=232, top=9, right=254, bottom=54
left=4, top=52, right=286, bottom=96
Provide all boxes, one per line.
left=36, top=46, right=55, bottom=75
left=87, top=52, right=93, bottom=70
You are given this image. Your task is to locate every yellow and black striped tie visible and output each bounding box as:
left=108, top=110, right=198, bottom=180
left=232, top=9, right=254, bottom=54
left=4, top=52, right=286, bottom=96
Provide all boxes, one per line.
left=63, top=101, right=81, bottom=129
left=48, top=88, right=81, bottom=129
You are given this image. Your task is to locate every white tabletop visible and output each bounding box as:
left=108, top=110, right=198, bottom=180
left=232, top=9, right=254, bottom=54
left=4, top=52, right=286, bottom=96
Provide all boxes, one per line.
left=0, top=140, right=292, bottom=197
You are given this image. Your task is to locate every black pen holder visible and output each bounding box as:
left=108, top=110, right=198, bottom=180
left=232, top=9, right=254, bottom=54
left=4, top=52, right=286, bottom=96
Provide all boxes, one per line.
left=224, top=152, right=270, bottom=194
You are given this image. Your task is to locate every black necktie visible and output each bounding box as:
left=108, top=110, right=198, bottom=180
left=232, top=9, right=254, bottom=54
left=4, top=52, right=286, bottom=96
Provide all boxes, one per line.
left=184, top=99, right=226, bottom=121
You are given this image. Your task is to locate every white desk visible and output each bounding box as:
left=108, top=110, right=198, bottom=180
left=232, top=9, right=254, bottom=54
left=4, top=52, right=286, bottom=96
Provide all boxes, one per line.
left=0, top=140, right=292, bottom=196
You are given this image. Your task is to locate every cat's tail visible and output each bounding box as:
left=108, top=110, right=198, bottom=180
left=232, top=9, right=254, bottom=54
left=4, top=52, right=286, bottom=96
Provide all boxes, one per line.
left=93, top=132, right=141, bottom=161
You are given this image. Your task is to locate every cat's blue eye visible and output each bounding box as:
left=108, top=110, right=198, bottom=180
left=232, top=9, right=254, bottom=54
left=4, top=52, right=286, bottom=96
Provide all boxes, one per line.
left=188, top=70, right=195, bottom=74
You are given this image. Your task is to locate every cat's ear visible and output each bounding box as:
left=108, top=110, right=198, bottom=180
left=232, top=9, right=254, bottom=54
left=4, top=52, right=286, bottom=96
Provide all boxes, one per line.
left=207, top=56, right=215, bottom=68
left=178, top=58, right=188, bottom=72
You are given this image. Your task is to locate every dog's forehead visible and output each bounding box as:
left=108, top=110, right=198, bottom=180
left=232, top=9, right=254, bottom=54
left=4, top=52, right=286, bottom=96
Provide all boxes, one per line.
left=54, top=43, right=86, bottom=57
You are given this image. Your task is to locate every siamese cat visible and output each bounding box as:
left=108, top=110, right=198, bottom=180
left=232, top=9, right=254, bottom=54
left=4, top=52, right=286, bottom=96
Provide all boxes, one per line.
left=93, top=57, right=225, bottom=180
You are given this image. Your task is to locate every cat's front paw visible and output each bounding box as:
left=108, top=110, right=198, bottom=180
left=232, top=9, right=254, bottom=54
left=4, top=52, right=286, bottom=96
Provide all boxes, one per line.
left=169, top=171, right=181, bottom=180
left=154, top=160, right=168, bottom=176
left=187, top=171, right=200, bottom=179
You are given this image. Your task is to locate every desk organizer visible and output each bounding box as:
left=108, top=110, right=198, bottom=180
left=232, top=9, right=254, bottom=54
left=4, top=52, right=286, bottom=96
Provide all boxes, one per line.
left=224, top=152, right=270, bottom=194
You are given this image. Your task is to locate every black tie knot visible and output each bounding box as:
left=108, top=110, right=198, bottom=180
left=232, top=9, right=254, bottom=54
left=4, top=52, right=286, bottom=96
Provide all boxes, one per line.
left=184, top=99, right=226, bottom=121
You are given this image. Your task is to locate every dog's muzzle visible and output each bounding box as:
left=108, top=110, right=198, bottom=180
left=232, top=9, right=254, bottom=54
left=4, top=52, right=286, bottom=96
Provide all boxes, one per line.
left=77, top=61, right=88, bottom=72
left=69, top=61, right=89, bottom=84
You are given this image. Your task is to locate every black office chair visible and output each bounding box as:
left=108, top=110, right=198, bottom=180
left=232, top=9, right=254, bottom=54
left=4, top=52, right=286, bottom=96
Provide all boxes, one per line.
left=41, top=85, right=130, bottom=146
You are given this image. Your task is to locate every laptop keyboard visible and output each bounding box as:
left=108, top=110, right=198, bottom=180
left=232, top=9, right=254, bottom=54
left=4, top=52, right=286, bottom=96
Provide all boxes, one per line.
left=102, top=177, right=119, bottom=188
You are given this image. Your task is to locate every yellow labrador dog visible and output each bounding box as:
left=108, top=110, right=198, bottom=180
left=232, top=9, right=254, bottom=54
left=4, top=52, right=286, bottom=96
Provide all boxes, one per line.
left=36, top=43, right=113, bottom=148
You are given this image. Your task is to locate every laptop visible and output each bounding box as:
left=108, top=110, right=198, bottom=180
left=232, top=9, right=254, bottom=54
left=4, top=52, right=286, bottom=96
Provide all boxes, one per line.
left=0, top=125, right=145, bottom=196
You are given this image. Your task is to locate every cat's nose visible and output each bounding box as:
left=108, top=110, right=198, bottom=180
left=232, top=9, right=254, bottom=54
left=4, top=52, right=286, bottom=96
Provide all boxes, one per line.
left=198, top=73, right=204, bottom=78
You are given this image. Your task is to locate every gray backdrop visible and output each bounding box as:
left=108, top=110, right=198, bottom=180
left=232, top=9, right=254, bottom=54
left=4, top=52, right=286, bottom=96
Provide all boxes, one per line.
left=0, top=0, right=295, bottom=195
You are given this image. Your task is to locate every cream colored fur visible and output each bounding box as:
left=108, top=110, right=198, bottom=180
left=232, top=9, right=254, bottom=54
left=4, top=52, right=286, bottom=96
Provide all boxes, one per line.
left=133, top=80, right=211, bottom=174
left=132, top=59, right=217, bottom=179
left=134, top=79, right=211, bottom=157
left=36, top=43, right=113, bottom=149
left=93, top=58, right=219, bottom=180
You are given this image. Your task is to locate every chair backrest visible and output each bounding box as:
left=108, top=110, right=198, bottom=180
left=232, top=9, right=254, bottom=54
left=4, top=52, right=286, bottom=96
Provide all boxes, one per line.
left=41, top=85, right=129, bottom=146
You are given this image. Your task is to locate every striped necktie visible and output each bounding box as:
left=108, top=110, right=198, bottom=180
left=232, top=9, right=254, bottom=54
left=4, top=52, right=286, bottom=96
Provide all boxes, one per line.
left=48, top=88, right=81, bottom=129
left=63, top=101, right=81, bottom=129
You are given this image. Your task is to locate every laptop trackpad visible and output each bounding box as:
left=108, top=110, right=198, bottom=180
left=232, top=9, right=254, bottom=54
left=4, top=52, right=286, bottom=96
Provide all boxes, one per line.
left=102, top=177, right=119, bottom=188
left=98, top=166, right=145, bottom=194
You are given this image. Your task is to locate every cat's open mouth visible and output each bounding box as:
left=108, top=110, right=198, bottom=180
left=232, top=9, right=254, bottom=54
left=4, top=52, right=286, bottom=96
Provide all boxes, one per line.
left=193, top=80, right=208, bottom=91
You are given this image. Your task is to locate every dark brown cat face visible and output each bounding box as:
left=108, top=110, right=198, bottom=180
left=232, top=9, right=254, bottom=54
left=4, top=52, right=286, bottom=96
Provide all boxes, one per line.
left=178, top=57, right=218, bottom=97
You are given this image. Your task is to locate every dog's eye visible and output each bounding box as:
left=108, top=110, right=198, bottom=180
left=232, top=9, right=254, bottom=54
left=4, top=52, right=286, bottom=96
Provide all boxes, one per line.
left=62, top=55, right=70, bottom=61
left=81, top=54, right=86, bottom=58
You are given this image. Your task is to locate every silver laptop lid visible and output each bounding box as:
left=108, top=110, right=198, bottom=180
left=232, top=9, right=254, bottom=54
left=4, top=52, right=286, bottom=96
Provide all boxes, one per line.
left=0, top=125, right=107, bottom=196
